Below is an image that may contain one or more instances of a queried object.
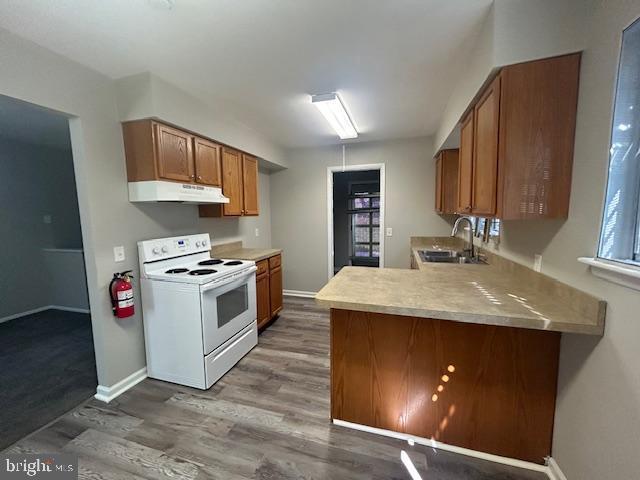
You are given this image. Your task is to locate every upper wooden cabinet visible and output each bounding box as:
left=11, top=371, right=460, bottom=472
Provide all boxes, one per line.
left=472, top=76, right=500, bottom=216
left=199, top=149, right=260, bottom=217
left=220, top=147, right=244, bottom=216
left=457, top=111, right=474, bottom=213
left=456, top=53, right=581, bottom=219
left=193, top=137, right=222, bottom=186
left=122, top=119, right=221, bottom=187
left=434, top=149, right=459, bottom=214
left=242, top=154, right=259, bottom=216
left=155, top=123, right=194, bottom=182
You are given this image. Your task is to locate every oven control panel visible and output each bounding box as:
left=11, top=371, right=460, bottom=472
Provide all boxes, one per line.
left=138, top=233, right=211, bottom=262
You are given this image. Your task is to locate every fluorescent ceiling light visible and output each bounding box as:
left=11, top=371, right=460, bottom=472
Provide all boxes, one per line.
left=311, top=93, right=358, bottom=139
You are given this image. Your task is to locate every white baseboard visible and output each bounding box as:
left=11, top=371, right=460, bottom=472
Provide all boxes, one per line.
left=546, top=457, right=568, bottom=480
left=283, top=289, right=317, bottom=298
left=95, top=367, right=147, bottom=403
left=333, top=419, right=555, bottom=477
left=0, top=306, right=51, bottom=324
left=0, top=305, right=90, bottom=324
left=50, top=305, right=91, bottom=314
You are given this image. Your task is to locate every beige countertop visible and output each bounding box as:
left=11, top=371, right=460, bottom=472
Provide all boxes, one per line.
left=211, top=241, right=282, bottom=262
left=316, top=237, right=606, bottom=335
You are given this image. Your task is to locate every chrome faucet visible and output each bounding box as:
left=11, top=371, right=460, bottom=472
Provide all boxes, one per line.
left=451, top=216, right=475, bottom=259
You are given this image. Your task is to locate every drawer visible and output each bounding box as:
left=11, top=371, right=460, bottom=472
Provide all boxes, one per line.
left=205, top=322, right=257, bottom=388
left=269, top=254, right=282, bottom=270
left=256, top=259, right=269, bottom=276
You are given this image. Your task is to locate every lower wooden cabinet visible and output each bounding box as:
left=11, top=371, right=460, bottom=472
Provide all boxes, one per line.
left=269, top=267, right=283, bottom=318
left=255, top=253, right=283, bottom=330
left=256, top=261, right=271, bottom=329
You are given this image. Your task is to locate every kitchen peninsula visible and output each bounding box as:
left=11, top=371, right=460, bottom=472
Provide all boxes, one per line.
left=316, top=237, right=606, bottom=464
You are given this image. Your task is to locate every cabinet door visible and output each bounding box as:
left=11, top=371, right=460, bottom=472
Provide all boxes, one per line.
left=472, top=76, right=500, bottom=216
left=435, top=154, right=443, bottom=213
left=457, top=111, right=474, bottom=213
left=242, top=154, right=259, bottom=216
left=155, top=123, right=194, bottom=182
left=194, top=137, right=221, bottom=186
left=256, top=271, right=271, bottom=329
left=221, top=148, right=244, bottom=216
left=269, top=266, right=283, bottom=318
left=442, top=149, right=459, bottom=214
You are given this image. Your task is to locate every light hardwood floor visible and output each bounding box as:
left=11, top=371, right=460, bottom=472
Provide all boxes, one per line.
left=5, top=297, right=548, bottom=480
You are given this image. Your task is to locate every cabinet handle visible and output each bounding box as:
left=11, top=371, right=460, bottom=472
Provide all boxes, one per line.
left=197, top=175, right=202, bottom=180
left=190, top=174, right=195, bottom=179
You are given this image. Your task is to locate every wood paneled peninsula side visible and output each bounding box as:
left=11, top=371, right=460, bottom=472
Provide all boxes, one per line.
left=315, top=238, right=605, bottom=464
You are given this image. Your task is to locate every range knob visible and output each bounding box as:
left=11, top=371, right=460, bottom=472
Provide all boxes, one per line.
left=195, top=241, right=202, bottom=248
left=201, top=239, right=208, bottom=247
left=152, top=247, right=161, bottom=255
left=161, top=246, right=169, bottom=253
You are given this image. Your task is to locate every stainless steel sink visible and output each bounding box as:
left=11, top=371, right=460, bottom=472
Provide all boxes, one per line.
left=417, top=249, right=487, bottom=265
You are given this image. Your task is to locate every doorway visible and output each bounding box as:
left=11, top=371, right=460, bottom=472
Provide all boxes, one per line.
left=0, top=95, right=96, bottom=449
left=327, top=164, right=385, bottom=279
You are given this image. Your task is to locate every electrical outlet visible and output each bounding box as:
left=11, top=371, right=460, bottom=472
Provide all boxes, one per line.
left=386, top=227, right=393, bottom=237
left=533, top=254, right=542, bottom=272
left=43, top=214, right=52, bottom=224
left=113, top=246, right=125, bottom=263
left=255, top=228, right=260, bottom=237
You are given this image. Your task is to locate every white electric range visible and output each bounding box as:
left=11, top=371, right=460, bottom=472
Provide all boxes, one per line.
left=138, top=233, right=257, bottom=389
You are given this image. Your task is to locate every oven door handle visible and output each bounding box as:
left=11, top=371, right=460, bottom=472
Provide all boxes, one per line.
left=201, top=266, right=257, bottom=292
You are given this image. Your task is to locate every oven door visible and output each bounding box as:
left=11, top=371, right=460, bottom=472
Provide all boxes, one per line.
left=200, top=268, right=257, bottom=355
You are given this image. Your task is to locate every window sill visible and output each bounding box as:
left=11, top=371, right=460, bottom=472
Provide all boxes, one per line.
left=578, top=257, right=640, bottom=291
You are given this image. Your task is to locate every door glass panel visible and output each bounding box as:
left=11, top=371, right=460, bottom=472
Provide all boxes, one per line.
left=216, top=284, right=249, bottom=328
left=354, top=244, right=371, bottom=257
left=352, top=197, right=370, bottom=209
left=354, top=227, right=370, bottom=243
left=372, top=245, right=380, bottom=258
left=354, top=212, right=370, bottom=225
left=372, top=227, right=380, bottom=243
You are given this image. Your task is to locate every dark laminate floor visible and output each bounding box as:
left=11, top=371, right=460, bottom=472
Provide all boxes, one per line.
left=5, top=298, right=548, bottom=480
left=0, top=308, right=97, bottom=450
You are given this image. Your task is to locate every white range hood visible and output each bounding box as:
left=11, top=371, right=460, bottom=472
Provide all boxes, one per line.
left=128, top=180, right=230, bottom=204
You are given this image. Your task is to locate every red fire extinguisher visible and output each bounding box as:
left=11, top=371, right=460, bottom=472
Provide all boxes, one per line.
left=109, top=271, right=134, bottom=318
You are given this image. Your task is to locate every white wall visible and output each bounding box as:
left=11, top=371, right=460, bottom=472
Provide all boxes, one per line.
left=198, top=170, right=272, bottom=249
left=0, top=136, right=59, bottom=317
left=456, top=2, right=640, bottom=478
left=42, top=249, right=90, bottom=311
left=0, top=28, right=274, bottom=389
left=492, top=0, right=588, bottom=67
left=116, top=73, right=287, bottom=170
left=434, top=4, right=495, bottom=153
left=271, top=137, right=450, bottom=293
left=434, top=0, right=588, bottom=153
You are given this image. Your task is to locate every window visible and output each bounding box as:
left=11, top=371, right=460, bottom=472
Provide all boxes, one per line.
left=348, top=182, right=380, bottom=260
left=472, top=217, right=501, bottom=240
left=598, top=17, right=640, bottom=266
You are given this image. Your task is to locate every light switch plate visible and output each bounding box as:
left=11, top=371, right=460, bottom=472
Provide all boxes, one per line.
left=255, top=228, right=260, bottom=237
left=113, top=246, right=125, bottom=263
left=386, top=227, right=393, bottom=237
left=533, top=254, right=542, bottom=272
left=43, top=214, right=52, bottom=224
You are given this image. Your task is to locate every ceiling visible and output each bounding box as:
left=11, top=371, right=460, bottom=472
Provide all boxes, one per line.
left=0, top=0, right=492, bottom=148
left=0, top=94, right=71, bottom=149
